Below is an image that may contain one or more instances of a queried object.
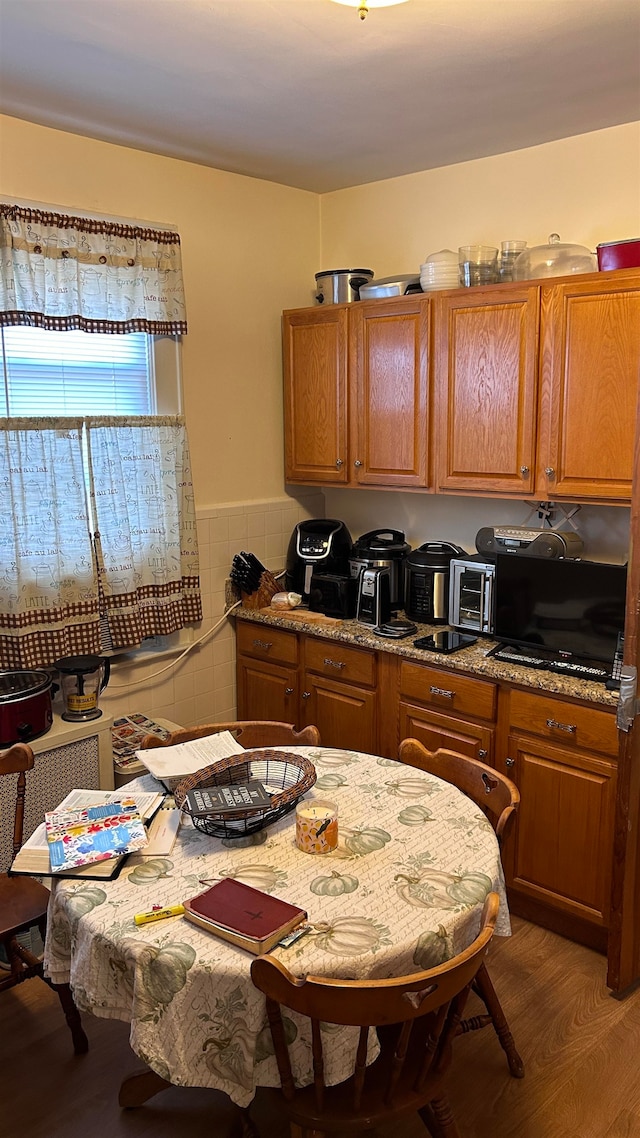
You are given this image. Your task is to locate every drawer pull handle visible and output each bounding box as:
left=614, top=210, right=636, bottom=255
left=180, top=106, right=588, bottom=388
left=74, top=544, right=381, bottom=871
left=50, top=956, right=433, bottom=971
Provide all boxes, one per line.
left=252, top=638, right=273, bottom=651
left=546, top=718, right=576, bottom=733
left=430, top=686, right=454, bottom=699
left=324, top=657, right=346, bottom=670
left=505, top=757, right=515, bottom=768
left=285, top=687, right=294, bottom=696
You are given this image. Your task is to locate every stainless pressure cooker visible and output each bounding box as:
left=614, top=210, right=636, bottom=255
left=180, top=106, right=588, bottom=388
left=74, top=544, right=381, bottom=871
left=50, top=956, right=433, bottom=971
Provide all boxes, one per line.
left=349, top=529, right=411, bottom=614
left=315, top=268, right=374, bottom=305
left=405, top=542, right=467, bottom=624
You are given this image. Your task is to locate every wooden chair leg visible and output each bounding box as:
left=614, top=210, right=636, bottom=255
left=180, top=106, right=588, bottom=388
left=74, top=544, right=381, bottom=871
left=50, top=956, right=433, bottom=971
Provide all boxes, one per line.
left=50, top=981, right=89, bottom=1054
left=231, top=1108, right=261, bottom=1138
left=420, top=1096, right=461, bottom=1138
left=474, top=962, right=525, bottom=1078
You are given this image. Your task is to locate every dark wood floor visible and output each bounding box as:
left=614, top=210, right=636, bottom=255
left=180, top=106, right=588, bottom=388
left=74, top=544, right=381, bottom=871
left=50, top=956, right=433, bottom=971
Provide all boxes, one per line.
left=4, top=917, right=640, bottom=1138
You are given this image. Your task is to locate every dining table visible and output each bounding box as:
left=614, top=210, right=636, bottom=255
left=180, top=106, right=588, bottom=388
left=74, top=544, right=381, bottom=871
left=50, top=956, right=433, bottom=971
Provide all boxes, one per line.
left=43, top=744, right=511, bottom=1109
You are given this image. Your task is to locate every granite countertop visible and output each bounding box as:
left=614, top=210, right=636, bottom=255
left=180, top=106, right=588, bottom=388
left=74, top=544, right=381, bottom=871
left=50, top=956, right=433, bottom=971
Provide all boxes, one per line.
left=232, top=601, right=619, bottom=710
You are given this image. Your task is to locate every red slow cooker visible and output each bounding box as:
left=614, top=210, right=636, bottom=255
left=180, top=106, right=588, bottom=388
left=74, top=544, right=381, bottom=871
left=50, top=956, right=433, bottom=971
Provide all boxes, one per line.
left=0, top=670, right=54, bottom=746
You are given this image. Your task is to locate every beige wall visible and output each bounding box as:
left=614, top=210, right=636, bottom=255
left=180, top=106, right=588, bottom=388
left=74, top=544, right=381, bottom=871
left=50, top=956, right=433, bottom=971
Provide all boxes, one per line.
left=0, top=113, right=320, bottom=509
left=320, top=122, right=640, bottom=277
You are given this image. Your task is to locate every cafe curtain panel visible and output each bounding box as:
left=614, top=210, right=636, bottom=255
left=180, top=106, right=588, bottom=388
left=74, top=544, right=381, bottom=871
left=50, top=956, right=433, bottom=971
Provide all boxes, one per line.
left=0, top=417, right=202, bottom=668
left=86, top=416, right=202, bottom=649
left=0, top=419, right=101, bottom=668
left=0, top=202, right=187, bottom=335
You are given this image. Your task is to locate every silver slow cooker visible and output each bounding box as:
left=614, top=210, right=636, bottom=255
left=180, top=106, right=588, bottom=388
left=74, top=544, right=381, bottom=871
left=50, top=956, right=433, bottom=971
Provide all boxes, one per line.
left=315, top=268, right=374, bottom=305
left=349, top=529, right=411, bottom=613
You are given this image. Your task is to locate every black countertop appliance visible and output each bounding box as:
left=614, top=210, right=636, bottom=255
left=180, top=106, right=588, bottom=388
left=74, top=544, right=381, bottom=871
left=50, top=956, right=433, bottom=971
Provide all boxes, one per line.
left=285, top=519, right=353, bottom=602
left=405, top=541, right=467, bottom=624
left=349, top=529, right=411, bottom=614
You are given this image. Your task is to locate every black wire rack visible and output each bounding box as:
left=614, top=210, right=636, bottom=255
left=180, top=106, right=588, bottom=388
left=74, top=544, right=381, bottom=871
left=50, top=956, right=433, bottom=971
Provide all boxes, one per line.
left=174, top=750, right=317, bottom=839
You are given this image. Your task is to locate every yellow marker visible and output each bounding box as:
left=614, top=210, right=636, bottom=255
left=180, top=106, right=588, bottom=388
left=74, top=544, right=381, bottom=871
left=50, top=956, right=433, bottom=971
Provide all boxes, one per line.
left=134, top=904, right=185, bottom=926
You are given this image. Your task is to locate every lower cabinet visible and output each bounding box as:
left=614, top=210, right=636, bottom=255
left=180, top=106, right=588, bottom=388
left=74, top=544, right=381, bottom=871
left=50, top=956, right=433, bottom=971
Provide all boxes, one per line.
left=236, top=623, right=300, bottom=725
left=498, top=689, right=618, bottom=949
left=398, top=659, right=496, bottom=761
left=236, top=618, right=620, bottom=949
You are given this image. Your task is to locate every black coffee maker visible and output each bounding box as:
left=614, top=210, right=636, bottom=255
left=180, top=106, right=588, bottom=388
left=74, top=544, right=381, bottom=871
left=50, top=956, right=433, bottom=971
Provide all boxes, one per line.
left=285, top=519, right=353, bottom=602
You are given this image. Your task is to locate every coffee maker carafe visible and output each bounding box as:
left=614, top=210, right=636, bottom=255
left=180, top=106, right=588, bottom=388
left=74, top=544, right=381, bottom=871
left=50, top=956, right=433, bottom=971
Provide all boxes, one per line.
left=54, top=655, right=110, bottom=722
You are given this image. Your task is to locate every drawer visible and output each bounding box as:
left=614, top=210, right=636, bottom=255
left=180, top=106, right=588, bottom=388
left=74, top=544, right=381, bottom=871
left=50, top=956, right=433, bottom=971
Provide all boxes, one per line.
left=509, top=690, right=618, bottom=757
left=303, top=638, right=376, bottom=688
left=400, top=661, right=497, bottom=721
left=236, top=622, right=298, bottom=667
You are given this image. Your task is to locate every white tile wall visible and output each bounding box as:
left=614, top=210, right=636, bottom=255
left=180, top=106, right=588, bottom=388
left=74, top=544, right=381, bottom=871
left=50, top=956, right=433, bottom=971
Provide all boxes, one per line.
left=99, top=490, right=325, bottom=731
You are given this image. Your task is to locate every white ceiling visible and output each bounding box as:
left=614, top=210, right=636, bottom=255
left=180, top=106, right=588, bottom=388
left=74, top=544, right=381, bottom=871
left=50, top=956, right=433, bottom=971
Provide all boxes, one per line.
left=1, top=0, right=639, bottom=193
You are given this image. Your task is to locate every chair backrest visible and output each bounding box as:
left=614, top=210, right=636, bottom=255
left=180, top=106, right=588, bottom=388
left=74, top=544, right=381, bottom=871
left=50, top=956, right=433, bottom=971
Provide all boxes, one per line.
left=251, top=893, right=499, bottom=1116
left=140, top=720, right=321, bottom=751
left=0, top=743, right=36, bottom=858
left=398, top=739, right=519, bottom=843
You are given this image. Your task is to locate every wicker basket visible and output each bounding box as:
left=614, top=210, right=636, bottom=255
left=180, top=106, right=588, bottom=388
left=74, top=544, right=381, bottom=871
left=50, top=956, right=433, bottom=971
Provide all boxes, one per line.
left=174, top=749, right=317, bottom=839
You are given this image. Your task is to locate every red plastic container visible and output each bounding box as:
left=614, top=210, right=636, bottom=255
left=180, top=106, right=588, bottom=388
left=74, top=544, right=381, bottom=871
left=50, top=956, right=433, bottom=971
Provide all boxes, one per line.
left=596, top=239, right=640, bottom=271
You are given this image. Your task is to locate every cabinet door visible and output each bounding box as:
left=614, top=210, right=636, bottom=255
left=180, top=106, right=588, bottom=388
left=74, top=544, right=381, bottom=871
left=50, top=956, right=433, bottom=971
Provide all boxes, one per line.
left=237, top=657, right=299, bottom=726
left=399, top=701, right=493, bottom=763
left=301, top=673, right=376, bottom=753
left=283, top=306, right=349, bottom=483
left=505, top=732, right=617, bottom=928
left=350, top=297, right=430, bottom=487
left=434, top=286, right=539, bottom=494
left=537, top=271, right=640, bottom=502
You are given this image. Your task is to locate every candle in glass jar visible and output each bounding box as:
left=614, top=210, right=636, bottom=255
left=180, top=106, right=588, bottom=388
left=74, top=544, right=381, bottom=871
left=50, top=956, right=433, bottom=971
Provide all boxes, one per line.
left=295, top=799, right=338, bottom=854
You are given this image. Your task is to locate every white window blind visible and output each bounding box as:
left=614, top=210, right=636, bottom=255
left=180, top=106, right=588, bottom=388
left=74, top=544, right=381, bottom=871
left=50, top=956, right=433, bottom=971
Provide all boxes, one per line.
left=0, top=327, right=154, bottom=416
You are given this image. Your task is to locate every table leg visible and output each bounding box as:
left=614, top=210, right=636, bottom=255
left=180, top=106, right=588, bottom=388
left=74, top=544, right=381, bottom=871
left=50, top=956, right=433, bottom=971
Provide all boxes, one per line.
left=118, top=1067, right=171, bottom=1108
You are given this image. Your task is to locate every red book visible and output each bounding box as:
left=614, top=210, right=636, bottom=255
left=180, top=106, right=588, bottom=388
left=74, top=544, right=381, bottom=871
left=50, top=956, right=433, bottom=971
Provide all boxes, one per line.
left=182, top=877, right=307, bottom=955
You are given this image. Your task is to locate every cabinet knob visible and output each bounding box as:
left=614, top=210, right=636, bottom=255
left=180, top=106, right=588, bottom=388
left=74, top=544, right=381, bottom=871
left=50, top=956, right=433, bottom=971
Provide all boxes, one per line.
left=336, top=458, right=343, bottom=467
left=285, top=687, right=294, bottom=696
left=519, top=466, right=529, bottom=478
left=302, top=691, right=311, bottom=700
left=544, top=467, right=556, bottom=479
left=505, top=757, right=515, bottom=767
left=354, top=459, right=363, bottom=468
left=478, top=749, right=488, bottom=759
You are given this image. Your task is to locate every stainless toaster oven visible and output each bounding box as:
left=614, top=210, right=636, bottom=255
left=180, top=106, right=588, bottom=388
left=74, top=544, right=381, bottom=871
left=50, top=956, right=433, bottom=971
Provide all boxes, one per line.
left=449, top=556, right=495, bottom=634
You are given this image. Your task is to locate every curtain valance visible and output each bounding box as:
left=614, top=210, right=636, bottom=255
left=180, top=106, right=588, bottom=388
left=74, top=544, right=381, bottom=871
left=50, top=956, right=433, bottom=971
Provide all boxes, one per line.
left=0, top=203, right=187, bottom=334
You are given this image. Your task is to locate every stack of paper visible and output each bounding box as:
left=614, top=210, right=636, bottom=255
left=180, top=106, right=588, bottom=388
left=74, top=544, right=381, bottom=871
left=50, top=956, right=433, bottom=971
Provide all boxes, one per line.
left=135, top=730, right=244, bottom=789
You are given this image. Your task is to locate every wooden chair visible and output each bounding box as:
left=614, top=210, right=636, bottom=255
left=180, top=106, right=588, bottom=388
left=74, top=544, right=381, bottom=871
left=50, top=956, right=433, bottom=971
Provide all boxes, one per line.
left=398, top=738, right=524, bottom=1078
left=0, top=743, right=88, bottom=1054
left=140, top=720, right=321, bottom=750
left=250, top=893, right=500, bottom=1138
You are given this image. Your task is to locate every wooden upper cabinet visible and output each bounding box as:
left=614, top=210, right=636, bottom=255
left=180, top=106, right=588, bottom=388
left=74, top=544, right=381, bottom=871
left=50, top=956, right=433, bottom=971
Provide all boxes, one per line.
left=283, top=305, right=349, bottom=483
left=349, top=296, right=430, bottom=487
left=434, top=286, right=540, bottom=495
left=537, top=270, right=640, bottom=503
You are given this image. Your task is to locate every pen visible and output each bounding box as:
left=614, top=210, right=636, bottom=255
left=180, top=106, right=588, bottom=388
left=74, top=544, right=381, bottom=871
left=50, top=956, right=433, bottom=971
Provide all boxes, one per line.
left=134, top=904, right=185, bottom=926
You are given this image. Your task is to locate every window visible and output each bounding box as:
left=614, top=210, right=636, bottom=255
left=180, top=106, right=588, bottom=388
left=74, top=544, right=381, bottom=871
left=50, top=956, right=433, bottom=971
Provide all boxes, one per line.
left=0, top=327, right=181, bottom=416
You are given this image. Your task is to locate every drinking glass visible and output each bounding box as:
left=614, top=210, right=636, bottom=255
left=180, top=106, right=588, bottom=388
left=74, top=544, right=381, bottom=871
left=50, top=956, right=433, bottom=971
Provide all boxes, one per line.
left=458, top=245, right=499, bottom=287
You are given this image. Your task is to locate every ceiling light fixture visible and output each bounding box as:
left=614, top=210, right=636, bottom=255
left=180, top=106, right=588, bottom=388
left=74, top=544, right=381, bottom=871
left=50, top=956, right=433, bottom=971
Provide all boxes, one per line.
left=330, top=0, right=410, bottom=21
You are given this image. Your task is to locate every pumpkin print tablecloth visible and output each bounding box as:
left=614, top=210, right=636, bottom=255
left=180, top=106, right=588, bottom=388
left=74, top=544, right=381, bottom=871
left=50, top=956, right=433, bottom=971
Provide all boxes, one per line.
left=44, top=746, right=510, bottom=1107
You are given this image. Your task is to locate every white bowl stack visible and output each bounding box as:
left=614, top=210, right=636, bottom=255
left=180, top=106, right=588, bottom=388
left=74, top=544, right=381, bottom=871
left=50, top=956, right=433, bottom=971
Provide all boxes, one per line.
left=419, top=249, right=460, bottom=291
